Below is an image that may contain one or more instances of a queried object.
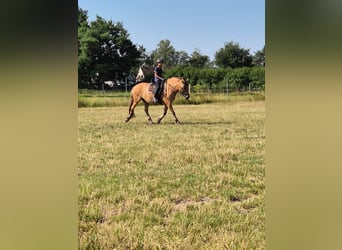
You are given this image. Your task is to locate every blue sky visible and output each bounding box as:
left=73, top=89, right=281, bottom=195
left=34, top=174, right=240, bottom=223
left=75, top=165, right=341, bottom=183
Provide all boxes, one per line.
left=78, top=0, right=264, bottom=60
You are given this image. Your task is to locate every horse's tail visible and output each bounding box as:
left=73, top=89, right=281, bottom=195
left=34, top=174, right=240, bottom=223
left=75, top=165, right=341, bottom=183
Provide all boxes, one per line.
left=128, top=92, right=133, bottom=114
left=127, top=91, right=136, bottom=118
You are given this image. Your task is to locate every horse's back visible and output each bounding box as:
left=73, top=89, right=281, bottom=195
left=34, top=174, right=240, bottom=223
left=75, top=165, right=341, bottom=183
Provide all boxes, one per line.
left=131, top=82, right=150, bottom=92
left=131, top=82, right=153, bottom=101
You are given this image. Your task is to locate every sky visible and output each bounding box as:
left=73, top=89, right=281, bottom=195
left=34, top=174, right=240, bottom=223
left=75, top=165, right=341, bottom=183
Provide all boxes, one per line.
left=78, top=0, right=265, bottom=60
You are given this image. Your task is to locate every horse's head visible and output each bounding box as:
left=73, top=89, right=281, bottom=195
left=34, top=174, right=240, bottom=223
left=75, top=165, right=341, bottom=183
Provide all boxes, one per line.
left=178, top=77, right=190, bottom=100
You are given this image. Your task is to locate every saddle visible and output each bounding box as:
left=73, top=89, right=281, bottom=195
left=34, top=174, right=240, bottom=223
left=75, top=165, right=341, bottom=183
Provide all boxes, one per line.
left=147, top=81, right=166, bottom=102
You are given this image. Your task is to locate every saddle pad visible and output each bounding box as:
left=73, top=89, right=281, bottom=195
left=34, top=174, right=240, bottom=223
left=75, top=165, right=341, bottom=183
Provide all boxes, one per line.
left=147, top=84, right=154, bottom=93
left=146, top=82, right=167, bottom=95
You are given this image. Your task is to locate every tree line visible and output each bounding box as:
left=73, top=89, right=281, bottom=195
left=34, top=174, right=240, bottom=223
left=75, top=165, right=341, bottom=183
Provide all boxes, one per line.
left=78, top=7, right=265, bottom=91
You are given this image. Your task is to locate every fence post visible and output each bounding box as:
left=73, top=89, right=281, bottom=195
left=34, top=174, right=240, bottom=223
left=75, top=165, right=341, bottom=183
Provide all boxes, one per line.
left=102, top=82, right=105, bottom=96
left=125, top=77, right=128, bottom=92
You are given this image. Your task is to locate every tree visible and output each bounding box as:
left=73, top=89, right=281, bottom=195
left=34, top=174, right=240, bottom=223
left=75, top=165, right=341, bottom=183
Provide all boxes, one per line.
left=215, top=41, right=253, bottom=68
left=174, top=50, right=190, bottom=67
left=137, top=48, right=155, bottom=67
left=252, top=45, right=265, bottom=66
left=189, top=49, right=210, bottom=68
left=78, top=10, right=141, bottom=85
left=78, top=7, right=88, bottom=27
left=136, top=45, right=149, bottom=65
left=150, top=40, right=213, bottom=68
left=152, top=39, right=177, bottom=68
left=78, top=8, right=91, bottom=85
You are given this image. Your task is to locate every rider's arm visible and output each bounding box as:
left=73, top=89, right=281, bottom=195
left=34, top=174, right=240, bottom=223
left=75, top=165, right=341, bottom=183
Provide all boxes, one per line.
left=154, top=71, right=163, bottom=80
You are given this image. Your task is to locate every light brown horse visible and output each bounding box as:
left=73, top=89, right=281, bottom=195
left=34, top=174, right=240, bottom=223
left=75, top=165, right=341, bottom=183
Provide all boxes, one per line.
left=125, top=77, right=190, bottom=124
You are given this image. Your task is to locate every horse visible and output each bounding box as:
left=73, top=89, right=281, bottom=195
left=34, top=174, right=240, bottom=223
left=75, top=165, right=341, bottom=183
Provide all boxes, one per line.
left=125, top=77, right=190, bottom=124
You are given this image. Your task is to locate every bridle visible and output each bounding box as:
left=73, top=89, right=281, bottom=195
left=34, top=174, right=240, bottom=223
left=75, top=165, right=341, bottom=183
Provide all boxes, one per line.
left=165, top=77, right=190, bottom=99
left=180, top=82, right=190, bottom=98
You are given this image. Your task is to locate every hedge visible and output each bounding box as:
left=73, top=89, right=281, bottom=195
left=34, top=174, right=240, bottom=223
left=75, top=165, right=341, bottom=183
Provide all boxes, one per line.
left=165, top=66, right=265, bottom=92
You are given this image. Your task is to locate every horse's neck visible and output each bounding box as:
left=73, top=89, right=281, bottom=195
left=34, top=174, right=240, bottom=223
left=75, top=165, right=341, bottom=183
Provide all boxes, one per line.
left=166, top=79, right=180, bottom=92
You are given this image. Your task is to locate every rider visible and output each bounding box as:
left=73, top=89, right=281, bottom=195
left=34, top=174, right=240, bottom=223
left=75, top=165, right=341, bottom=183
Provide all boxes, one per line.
left=153, top=58, right=164, bottom=103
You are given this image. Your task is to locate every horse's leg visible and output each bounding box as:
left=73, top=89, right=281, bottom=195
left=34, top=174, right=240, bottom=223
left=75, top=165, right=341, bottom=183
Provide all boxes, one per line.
left=144, top=102, right=153, bottom=124
left=168, top=103, right=180, bottom=124
left=157, top=105, right=168, bottom=124
left=125, top=98, right=139, bottom=122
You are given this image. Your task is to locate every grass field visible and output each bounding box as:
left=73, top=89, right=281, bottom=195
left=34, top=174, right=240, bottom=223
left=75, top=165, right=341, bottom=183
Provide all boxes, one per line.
left=78, top=100, right=265, bottom=249
left=78, top=90, right=265, bottom=107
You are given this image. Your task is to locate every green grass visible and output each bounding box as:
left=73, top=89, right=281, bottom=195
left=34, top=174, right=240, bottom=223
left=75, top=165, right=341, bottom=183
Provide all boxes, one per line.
left=78, top=101, right=265, bottom=249
left=78, top=90, right=265, bottom=107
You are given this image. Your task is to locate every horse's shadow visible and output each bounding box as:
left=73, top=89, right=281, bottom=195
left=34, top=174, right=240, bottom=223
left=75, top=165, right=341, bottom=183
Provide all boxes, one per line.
left=157, top=120, right=233, bottom=125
